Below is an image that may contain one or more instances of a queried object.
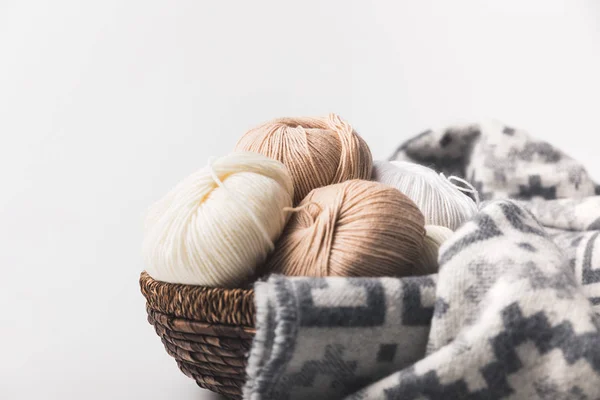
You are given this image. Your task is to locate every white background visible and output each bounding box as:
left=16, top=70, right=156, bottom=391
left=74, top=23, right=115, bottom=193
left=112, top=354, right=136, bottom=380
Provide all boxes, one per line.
left=1, top=1, right=599, bottom=399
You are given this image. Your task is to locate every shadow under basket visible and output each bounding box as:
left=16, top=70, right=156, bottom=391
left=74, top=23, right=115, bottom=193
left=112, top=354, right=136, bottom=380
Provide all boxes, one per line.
left=140, top=272, right=255, bottom=399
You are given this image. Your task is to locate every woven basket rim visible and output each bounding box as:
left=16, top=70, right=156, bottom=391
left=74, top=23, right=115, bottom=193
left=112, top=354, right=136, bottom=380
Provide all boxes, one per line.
left=140, top=271, right=255, bottom=327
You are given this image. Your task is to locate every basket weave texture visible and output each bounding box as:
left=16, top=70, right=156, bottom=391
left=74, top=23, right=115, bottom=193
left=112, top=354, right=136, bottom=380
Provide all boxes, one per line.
left=140, top=272, right=255, bottom=399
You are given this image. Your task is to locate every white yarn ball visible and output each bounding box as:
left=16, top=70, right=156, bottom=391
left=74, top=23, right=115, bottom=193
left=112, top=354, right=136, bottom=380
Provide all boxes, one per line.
left=419, top=225, right=454, bottom=274
left=372, top=161, right=478, bottom=230
left=143, top=152, right=294, bottom=287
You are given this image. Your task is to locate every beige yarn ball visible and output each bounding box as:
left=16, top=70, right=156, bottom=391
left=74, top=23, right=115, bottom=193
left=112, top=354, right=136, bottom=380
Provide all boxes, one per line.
left=235, top=113, right=373, bottom=204
left=142, top=152, right=294, bottom=287
left=418, top=225, right=455, bottom=274
left=264, top=179, right=426, bottom=278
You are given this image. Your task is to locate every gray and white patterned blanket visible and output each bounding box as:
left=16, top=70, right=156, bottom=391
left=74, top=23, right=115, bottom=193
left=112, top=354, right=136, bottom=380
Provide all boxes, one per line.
left=244, top=120, right=600, bottom=400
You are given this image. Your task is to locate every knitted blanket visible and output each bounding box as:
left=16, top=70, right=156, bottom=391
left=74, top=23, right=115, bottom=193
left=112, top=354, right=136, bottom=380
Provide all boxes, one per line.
left=244, top=120, right=600, bottom=400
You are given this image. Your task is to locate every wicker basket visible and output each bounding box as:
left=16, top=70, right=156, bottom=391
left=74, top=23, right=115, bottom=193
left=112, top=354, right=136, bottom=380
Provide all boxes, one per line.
left=140, top=272, right=255, bottom=399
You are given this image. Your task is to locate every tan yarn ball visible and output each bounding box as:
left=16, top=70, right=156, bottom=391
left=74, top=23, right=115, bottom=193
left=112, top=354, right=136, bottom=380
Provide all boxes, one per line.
left=235, top=113, right=373, bottom=204
left=265, top=180, right=426, bottom=278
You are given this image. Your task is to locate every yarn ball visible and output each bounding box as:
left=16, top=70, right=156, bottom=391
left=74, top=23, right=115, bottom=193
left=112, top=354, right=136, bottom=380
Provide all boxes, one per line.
left=143, top=152, right=294, bottom=287
left=372, top=161, right=478, bottom=230
left=235, top=113, right=373, bottom=204
left=264, top=179, right=426, bottom=278
left=419, top=225, right=454, bottom=274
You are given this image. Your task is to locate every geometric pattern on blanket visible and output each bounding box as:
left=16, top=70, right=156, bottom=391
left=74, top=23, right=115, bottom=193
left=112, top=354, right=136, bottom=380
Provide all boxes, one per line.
left=349, top=200, right=600, bottom=400
left=391, top=120, right=600, bottom=312
left=390, top=119, right=597, bottom=201
left=381, top=302, right=600, bottom=399
left=244, top=276, right=436, bottom=399
left=245, top=122, right=600, bottom=400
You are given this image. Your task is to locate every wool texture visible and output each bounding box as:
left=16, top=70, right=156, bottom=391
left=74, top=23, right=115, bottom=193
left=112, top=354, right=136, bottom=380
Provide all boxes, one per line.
left=235, top=114, right=373, bottom=204
left=143, top=152, right=293, bottom=287
left=265, top=179, right=426, bottom=278
left=372, top=160, right=477, bottom=230
left=244, top=122, right=600, bottom=400
left=390, top=119, right=597, bottom=201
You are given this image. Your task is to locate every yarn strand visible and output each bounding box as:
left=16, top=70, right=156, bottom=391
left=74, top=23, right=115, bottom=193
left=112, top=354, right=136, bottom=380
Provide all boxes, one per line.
left=446, top=175, right=481, bottom=207
left=207, top=157, right=275, bottom=250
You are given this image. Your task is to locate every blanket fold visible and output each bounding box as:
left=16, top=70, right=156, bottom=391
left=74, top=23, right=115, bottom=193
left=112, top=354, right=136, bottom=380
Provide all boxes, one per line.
left=245, top=275, right=437, bottom=399
left=244, top=121, right=600, bottom=400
